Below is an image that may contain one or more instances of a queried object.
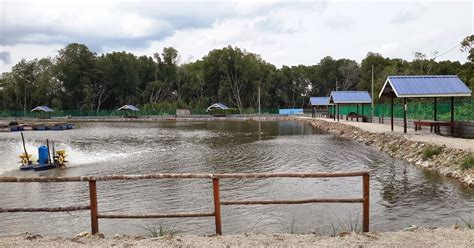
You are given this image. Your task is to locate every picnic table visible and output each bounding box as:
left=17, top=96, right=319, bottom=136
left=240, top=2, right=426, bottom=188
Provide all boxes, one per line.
left=413, top=120, right=455, bottom=134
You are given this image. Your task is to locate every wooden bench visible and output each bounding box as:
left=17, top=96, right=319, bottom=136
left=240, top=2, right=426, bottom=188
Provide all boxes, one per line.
left=346, top=112, right=367, bottom=122
left=414, top=121, right=454, bottom=134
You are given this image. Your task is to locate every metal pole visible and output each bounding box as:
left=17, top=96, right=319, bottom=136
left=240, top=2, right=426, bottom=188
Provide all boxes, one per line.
left=371, top=65, right=374, bottom=123
left=212, top=178, right=222, bottom=235
left=20, top=132, right=30, bottom=164
left=403, top=98, right=407, bottom=133
left=391, top=94, right=394, bottom=131
left=258, top=85, right=261, bottom=115
left=89, top=180, right=99, bottom=234
left=362, top=174, right=370, bottom=232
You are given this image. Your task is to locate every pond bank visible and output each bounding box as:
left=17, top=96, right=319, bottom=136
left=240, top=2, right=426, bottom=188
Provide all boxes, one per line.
left=2, top=228, right=472, bottom=247
left=294, top=117, right=474, bottom=187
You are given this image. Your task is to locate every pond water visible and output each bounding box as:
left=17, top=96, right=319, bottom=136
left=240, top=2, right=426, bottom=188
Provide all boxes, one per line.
left=0, top=121, right=472, bottom=237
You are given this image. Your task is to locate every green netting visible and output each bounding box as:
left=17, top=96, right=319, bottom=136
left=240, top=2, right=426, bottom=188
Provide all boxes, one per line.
left=1, top=100, right=472, bottom=120
left=190, top=108, right=278, bottom=115
left=0, top=108, right=280, bottom=118
left=329, top=99, right=474, bottom=121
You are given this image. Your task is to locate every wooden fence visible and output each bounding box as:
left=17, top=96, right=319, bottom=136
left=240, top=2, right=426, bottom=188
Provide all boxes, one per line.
left=0, top=171, right=370, bottom=235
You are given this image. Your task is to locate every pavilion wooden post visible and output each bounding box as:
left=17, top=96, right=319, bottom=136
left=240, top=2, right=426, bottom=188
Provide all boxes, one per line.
left=451, top=97, right=454, bottom=136
left=361, top=104, right=364, bottom=122
left=333, top=104, right=336, bottom=121
left=89, top=180, right=99, bottom=234
left=433, top=97, right=437, bottom=121
left=337, top=104, right=340, bottom=122
left=212, top=178, right=222, bottom=235
left=356, top=104, right=359, bottom=122
left=362, top=173, right=370, bottom=232
left=390, top=93, right=394, bottom=131
left=403, top=98, right=407, bottom=133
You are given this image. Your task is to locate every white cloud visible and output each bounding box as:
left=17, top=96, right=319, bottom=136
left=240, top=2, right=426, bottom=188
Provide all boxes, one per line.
left=0, top=0, right=472, bottom=73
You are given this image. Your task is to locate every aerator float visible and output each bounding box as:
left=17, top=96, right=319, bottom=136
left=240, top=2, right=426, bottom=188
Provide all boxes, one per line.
left=18, top=132, right=68, bottom=171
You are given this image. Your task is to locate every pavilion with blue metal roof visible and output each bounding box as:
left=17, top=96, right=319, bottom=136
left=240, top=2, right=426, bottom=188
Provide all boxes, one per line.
left=117, top=104, right=140, bottom=111
left=329, top=91, right=372, bottom=122
left=309, top=97, right=332, bottom=118
left=117, top=104, right=140, bottom=118
left=206, top=103, right=229, bottom=112
left=31, top=106, right=54, bottom=119
left=379, top=75, right=471, bottom=135
left=31, top=106, right=54, bottom=112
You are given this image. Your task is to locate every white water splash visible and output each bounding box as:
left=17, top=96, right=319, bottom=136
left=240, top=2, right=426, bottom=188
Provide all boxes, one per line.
left=0, top=141, right=150, bottom=173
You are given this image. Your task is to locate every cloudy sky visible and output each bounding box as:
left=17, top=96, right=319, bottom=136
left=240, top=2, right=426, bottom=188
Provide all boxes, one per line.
left=0, top=0, right=472, bottom=72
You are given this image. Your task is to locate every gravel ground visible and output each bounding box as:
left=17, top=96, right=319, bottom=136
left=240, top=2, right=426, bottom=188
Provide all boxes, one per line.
left=312, top=118, right=474, bottom=152
left=1, top=228, right=472, bottom=247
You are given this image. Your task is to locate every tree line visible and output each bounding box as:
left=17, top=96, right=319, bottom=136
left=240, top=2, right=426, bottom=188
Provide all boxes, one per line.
left=0, top=35, right=472, bottom=115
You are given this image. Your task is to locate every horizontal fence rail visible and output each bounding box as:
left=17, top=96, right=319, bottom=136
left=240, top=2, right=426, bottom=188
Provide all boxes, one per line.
left=0, top=171, right=370, bottom=235
left=0, top=205, right=90, bottom=212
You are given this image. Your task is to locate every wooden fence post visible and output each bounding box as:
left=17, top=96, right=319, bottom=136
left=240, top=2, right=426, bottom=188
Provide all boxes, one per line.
left=212, top=178, right=222, bottom=235
left=89, top=180, right=99, bottom=234
left=362, top=174, right=370, bottom=232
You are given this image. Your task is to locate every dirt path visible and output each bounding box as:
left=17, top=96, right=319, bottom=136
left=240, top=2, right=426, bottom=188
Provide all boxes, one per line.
left=1, top=228, right=472, bottom=247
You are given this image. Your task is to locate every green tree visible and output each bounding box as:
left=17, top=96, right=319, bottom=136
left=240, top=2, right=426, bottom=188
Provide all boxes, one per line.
left=460, top=34, right=474, bottom=62
left=55, top=43, right=98, bottom=110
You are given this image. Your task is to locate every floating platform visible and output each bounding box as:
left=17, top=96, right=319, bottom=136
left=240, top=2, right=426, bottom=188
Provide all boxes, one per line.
left=20, top=163, right=62, bottom=171
left=0, top=122, right=74, bottom=132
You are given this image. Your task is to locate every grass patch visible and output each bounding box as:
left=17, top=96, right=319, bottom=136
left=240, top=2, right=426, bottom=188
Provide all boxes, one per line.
left=459, top=155, right=474, bottom=170
left=388, top=144, right=399, bottom=153
left=140, top=224, right=181, bottom=237
left=282, top=214, right=299, bottom=234
left=422, top=146, right=442, bottom=160
left=313, top=212, right=361, bottom=237
left=456, top=216, right=473, bottom=229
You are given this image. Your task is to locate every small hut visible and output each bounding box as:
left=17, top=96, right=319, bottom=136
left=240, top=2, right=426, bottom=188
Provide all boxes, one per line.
left=206, top=103, right=229, bottom=112
left=206, top=103, right=230, bottom=117
left=329, top=91, right=372, bottom=122
left=117, top=104, right=139, bottom=118
left=309, top=97, right=332, bottom=118
left=379, top=75, right=471, bottom=135
left=31, top=106, right=54, bottom=119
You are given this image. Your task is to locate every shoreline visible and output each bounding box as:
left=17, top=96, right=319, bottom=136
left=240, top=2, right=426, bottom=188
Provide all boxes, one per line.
left=294, top=117, right=474, bottom=187
left=1, top=228, right=472, bottom=247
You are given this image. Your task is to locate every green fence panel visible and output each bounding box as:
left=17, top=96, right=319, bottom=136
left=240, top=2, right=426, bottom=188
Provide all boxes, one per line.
left=328, top=99, right=473, bottom=121
left=0, top=101, right=472, bottom=121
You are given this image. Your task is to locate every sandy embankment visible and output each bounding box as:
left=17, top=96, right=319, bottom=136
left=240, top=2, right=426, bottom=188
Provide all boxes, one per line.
left=294, top=117, right=474, bottom=186
left=1, top=228, right=472, bottom=247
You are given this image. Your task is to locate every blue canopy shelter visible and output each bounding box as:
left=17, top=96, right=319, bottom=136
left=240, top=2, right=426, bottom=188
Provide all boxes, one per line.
left=329, top=91, right=371, bottom=122
left=117, top=104, right=139, bottom=118
left=31, top=106, right=54, bottom=119
left=309, top=97, right=332, bottom=118
left=117, top=105, right=139, bottom=111
left=379, top=75, right=471, bottom=135
left=206, top=103, right=229, bottom=112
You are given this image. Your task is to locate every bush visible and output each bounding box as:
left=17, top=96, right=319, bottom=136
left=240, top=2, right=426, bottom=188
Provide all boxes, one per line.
left=422, top=146, right=442, bottom=160
left=460, top=155, right=474, bottom=170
